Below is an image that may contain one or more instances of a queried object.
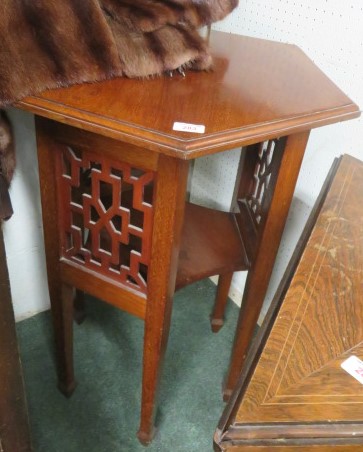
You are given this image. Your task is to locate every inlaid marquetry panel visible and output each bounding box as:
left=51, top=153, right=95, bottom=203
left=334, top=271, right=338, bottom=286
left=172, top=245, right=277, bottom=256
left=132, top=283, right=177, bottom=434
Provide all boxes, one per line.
left=236, top=155, right=363, bottom=425
left=55, top=145, right=154, bottom=295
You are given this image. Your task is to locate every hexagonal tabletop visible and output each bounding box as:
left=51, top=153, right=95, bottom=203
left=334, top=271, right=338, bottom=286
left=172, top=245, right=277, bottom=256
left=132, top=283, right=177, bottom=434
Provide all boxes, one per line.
left=18, top=31, right=360, bottom=159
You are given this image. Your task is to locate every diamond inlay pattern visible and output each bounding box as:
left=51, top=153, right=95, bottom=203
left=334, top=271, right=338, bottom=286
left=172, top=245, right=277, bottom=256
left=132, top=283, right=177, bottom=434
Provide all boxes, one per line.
left=55, top=146, right=154, bottom=295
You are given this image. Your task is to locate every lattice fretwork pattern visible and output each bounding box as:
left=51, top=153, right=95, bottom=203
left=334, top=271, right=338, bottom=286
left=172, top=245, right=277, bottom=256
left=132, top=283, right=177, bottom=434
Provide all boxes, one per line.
left=247, top=139, right=279, bottom=226
left=55, top=146, right=154, bottom=295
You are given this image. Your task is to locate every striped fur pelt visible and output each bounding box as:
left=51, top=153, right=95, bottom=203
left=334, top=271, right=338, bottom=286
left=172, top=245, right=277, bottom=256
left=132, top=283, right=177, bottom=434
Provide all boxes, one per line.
left=0, top=0, right=238, bottom=107
left=0, top=0, right=237, bottom=188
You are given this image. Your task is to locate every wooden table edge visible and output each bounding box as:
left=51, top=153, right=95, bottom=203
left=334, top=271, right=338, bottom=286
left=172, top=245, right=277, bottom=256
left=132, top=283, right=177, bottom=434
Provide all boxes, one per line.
left=16, top=99, right=360, bottom=159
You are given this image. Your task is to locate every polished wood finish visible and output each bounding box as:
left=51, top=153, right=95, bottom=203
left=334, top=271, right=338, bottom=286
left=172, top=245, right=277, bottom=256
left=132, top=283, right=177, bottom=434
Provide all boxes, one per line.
left=177, top=204, right=248, bottom=290
left=36, top=118, right=75, bottom=395
left=215, top=155, right=363, bottom=451
left=223, top=132, right=310, bottom=397
left=55, top=134, right=155, bottom=296
left=211, top=272, right=234, bottom=333
left=41, top=120, right=159, bottom=171
left=18, top=32, right=359, bottom=158
left=0, top=226, right=32, bottom=452
left=138, top=155, right=189, bottom=444
left=19, top=31, right=360, bottom=443
left=60, top=262, right=147, bottom=319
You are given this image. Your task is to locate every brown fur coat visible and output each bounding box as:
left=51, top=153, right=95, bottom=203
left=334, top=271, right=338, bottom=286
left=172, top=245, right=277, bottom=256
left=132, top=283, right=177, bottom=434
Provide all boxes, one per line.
left=0, top=0, right=238, bottom=191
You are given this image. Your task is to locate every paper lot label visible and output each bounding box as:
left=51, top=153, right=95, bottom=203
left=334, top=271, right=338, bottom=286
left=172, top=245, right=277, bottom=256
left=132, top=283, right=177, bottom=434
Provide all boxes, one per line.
left=341, top=356, right=363, bottom=384
left=173, top=122, right=205, bottom=134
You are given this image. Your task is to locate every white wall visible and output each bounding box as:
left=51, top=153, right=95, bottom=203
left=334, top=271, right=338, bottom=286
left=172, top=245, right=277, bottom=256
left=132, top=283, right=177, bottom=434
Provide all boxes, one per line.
left=191, top=0, right=363, bottom=319
left=4, top=109, right=50, bottom=320
left=4, top=1, right=363, bottom=321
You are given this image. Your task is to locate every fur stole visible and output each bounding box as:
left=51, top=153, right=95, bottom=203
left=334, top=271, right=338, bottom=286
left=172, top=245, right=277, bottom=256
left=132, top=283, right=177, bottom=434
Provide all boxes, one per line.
left=0, top=0, right=238, bottom=106
left=0, top=0, right=238, bottom=193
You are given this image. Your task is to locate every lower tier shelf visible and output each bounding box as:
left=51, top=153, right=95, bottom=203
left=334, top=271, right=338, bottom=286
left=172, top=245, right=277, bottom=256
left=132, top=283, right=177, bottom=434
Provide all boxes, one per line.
left=176, top=202, right=250, bottom=290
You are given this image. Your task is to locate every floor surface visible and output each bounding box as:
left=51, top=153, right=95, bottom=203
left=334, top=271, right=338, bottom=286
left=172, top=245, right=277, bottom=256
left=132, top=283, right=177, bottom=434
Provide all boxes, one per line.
left=17, top=279, right=240, bottom=452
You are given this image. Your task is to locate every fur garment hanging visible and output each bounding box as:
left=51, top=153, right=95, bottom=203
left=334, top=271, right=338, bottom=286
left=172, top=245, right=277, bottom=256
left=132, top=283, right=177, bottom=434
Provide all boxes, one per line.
left=0, top=0, right=238, bottom=188
left=0, top=111, right=14, bottom=187
left=0, top=111, right=14, bottom=220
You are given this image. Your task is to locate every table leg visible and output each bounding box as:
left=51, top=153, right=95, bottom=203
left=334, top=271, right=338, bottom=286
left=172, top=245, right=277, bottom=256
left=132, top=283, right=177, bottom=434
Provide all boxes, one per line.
left=223, top=131, right=310, bottom=399
left=57, top=283, right=76, bottom=396
left=210, top=272, right=234, bottom=333
left=137, top=155, right=189, bottom=445
left=74, top=290, right=86, bottom=325
left=36, top=122, right=77, bottom=396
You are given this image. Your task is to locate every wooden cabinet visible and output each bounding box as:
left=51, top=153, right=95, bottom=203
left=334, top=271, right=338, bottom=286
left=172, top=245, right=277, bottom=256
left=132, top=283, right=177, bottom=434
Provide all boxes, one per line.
left=215, top=155, right=363, bottom=451
left=0, top=226, right=32, bottom=452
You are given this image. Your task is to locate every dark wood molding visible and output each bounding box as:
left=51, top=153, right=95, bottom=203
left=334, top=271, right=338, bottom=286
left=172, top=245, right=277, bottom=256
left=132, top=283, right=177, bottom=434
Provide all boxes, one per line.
left=0, top=225, right=32, bottom=452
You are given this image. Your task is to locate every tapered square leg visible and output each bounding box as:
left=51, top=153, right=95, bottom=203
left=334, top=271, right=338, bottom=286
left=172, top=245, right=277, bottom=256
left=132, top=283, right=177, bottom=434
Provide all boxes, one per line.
left=56, top=284, right=77, bottom=397
left=223, top=132, right=310, bottom=399
left=137, top=155, right=189, bottom=444
left=35, top=120, right=77, bottom=397
left=73, top=290, right=86, bottom=325
left=210, top=272, right=234, bottom=333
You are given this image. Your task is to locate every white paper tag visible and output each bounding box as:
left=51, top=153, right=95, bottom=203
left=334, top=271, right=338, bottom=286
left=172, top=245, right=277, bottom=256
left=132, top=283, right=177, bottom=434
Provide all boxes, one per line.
left=341, top=356, right=363, bottom=384
left=173, top=122, right=205, bottom=134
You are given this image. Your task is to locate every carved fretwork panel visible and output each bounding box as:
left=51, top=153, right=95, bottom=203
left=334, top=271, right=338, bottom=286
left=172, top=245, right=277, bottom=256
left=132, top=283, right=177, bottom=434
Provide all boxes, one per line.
left=245, top=139, right=280, bottom=227
left=55, top=145, right=154, bottom=295
left=234, top=138, right=286, bottom=261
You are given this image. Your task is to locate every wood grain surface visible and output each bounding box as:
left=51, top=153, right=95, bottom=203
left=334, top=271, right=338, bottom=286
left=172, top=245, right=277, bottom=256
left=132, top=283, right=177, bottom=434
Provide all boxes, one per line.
left=17, top=32, right=360, bottom=158
left=236, top=155, right=363, bottom=425
left=215, top=155, right=363, bottom=451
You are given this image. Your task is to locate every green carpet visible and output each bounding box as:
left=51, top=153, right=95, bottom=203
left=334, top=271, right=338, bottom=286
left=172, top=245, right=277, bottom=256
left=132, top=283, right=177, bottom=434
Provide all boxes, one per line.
left=16, top=279, right=239, bottom=452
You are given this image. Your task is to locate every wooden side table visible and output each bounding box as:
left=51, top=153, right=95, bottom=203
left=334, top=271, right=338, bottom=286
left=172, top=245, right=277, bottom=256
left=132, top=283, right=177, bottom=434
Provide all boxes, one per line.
left=17, top=31, right=359, bottom=444
left=215, top=154, right=363, bottom=452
